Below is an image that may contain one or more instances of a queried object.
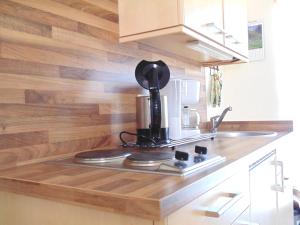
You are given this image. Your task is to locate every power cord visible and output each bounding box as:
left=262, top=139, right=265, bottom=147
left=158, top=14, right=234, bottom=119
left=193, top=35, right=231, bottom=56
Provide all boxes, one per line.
left=119, top=131, right=158, bottom=147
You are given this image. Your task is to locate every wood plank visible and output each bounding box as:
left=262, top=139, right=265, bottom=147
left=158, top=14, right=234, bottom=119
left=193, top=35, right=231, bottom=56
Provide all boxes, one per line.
left=81, top=0, right=118, bottom=14
left=0, top=73, right=104, bottom=92
left=78, top=22, right=118, bottom=42
left=0, top=27, right=109, bottom=60
left=53, top=0, right=118, bottom=22
left=0, top=42, right=107, bottom=72
left=0, top=144, right=49, bottom=169
left=59, top=66, right=136, bottom=83
left=0, top=32, right=133, bottom=73
left=0, top=13, right=52, bottom=37
left=0, top=89, right=25, bottom=104
left=99, top=104, right=136, bottom=114
left=0, top=0, right=78, bottom=31
left=10, top=0, right=118, bottom=33
left=0, top=131, right=48, bottom=150
left=0, top=114, right=136, bottom=135
left=49, top=135, right=119, bottom=155
left=25, top=90, right=135, bottom=104
left=107, top=52, right=139, bottom=64
left=52, top=27, right=153, bottom=60
left=0, top=104, right=99, bottom=118
left=0, top=58, right=60, bottom=77
left=49, top=123, right=135, bottom=143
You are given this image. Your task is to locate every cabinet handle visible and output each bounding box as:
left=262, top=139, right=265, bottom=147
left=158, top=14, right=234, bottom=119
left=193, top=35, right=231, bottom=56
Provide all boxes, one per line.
left=225, top=34, right=241, bottom=44
left=203, top=22, right=225, bottom=34
left=271, top=160, right=284, bottom=192
left=197, top=192, right=243, bottom=218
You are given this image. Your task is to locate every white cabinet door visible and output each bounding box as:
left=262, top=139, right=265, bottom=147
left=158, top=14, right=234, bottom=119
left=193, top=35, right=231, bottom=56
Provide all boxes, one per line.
left=183, top=0, right=224, bottom=45
left=223, top=0, right=248, bottom=56
left=249, top=151, right=277, bottom=225
left=275, top=142, right=294, bottom=225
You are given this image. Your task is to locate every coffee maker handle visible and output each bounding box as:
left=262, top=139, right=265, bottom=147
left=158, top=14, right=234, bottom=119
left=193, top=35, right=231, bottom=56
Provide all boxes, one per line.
left=149, top=88, right=161, bottom=140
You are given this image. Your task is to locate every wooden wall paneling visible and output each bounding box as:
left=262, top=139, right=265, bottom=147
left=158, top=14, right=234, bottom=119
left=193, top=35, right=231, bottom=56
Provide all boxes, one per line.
left=0, top=89, right=25, bottom=104
left=0, top=0, right=79, bottom=31
left=0, top=104, right=99, bottom=118
left=51, top=26, right=153, bottom=60
left=0, top=0, right=206, bottom=169
left=77, top=22, right=118, bottom=42
left=24, top=90, right=136, bottom=104
left=0, top=144, right=49, bottom=169
left=0, top=131, right=48, bottom=150
left=53, top=0, right=119, bottom=22
left=0, top=13, right=52, bottom=37
left=0, top=73, right=105, bottom=92
left=10, top=0, right=118, bottom=33
left=48, top=123, right=136, bottom=143
left=81, top=0, right=118, bottom=14
left=0, top=58, right=60, bottom=78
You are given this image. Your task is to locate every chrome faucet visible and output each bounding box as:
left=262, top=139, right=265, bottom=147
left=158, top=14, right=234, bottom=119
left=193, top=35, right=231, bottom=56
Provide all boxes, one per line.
left=210, top=106, right=232, bottom=133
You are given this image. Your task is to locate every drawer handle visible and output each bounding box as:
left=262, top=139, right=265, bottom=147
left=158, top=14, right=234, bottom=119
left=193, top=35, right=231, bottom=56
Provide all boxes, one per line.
left=197, top=192, right=243, bottom=218
left=271, top=160, right=284, bottom=192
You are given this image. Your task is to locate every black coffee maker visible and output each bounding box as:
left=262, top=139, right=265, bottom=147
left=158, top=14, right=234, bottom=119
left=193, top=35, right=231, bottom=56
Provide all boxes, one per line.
left=120, top=60, right=171, bottom=147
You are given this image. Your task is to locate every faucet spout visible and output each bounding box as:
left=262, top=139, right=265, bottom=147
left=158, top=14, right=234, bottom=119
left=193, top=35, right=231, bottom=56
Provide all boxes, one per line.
left=210, top=106, right=232, bottom=133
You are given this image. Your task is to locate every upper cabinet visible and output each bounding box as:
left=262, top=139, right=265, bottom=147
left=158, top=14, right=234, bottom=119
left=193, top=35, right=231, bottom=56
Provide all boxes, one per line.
left=223, top=0, right=248, bottom=56
left=118, top=0, right=248, bottom=65
left=183, top=0, right=224, bottom=45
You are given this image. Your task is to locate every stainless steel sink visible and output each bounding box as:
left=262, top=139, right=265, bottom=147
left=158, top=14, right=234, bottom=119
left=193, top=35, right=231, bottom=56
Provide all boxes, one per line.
left=215, top=131, right=278, bottom=138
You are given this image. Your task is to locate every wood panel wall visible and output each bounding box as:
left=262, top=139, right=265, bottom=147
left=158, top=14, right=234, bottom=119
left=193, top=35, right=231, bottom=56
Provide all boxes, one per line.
left=0, top=0, right=207, bottom=169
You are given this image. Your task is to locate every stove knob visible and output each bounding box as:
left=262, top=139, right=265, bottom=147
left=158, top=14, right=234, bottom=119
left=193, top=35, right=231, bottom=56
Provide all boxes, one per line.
left=194, top=146, right=207, bottom=163
left=195, top=145, right=207, bottom=155
left=175, top=151, right=189, bottom=161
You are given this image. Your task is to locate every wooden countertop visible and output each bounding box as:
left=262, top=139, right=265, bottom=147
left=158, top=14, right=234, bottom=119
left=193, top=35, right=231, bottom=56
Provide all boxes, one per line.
left=0, top=133, right=290, bottom=220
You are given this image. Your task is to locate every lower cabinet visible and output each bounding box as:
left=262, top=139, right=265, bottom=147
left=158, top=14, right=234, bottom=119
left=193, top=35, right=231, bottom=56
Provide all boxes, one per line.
left=167, top=147, right=294, bottom=225
left=276, top=139, right=294, bottom=225
left=249, top=150, right=277, bottom=225
left=248, top=147, right=293, bottom=225
left=168, top=170, right=250, bottom=225
left=231, top=207, right=254, bottom=225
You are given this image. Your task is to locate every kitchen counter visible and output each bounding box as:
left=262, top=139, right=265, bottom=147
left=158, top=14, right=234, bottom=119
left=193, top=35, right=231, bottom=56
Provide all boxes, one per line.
left=0, top=131, right=291, bottom=220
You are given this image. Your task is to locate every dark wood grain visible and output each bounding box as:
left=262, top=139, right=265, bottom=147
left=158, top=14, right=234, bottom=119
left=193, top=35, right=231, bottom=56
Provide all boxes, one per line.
left=0, top=0, right=207, bottom=169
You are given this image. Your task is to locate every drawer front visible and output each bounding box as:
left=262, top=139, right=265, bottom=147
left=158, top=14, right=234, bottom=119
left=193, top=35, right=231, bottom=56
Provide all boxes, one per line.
left=231, top=207, right=258, bottom=225
left=168, top=170, right=249, bottom=225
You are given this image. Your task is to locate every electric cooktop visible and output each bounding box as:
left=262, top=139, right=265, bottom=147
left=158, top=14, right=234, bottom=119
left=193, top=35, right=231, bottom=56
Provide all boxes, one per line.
left=49, top=146, right=225, bottom=176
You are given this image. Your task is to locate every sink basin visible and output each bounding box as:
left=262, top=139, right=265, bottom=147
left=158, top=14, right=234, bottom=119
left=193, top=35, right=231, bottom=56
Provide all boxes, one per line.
left=216, top=131, right=278, bottom=138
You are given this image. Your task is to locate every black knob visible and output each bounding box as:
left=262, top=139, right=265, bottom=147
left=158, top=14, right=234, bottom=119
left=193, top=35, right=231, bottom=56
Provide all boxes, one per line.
left=195, top=146, right=207, bottom=155
left=175, top=151, right=189, bottom=161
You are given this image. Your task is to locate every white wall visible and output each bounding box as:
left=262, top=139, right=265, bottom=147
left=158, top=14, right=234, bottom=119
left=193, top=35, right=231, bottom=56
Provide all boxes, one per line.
left=207, top=0, right=300, bottom=126
left=206, top=0, right=300, bottom=184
